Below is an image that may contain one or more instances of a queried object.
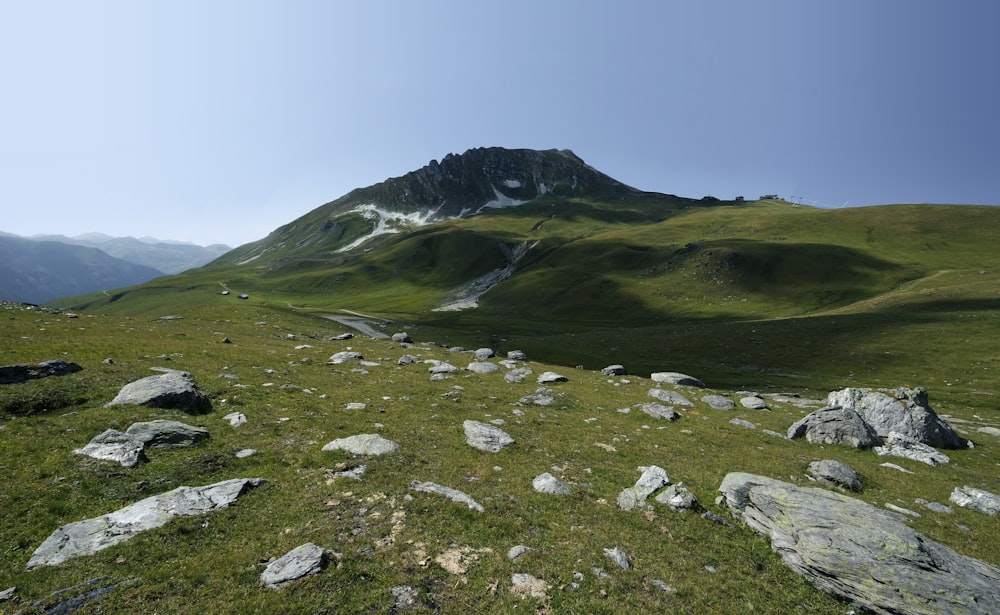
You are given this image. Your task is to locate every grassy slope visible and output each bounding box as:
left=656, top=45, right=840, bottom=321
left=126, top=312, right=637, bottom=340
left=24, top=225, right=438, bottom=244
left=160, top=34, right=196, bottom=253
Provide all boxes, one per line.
left=1, top=303, right=997, bottom=614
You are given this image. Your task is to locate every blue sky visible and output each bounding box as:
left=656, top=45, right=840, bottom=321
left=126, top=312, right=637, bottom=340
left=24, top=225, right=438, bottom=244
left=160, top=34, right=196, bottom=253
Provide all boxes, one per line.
left=2, top=1, right=998, bottom=246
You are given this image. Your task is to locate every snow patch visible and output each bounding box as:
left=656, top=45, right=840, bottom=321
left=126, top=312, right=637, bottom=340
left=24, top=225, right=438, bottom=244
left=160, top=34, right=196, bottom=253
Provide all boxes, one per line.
left=502, top=179, right=521, bottom=188
left=476, top=185, right=528, bottom=213
left=337, top=204, right=438, bottom=252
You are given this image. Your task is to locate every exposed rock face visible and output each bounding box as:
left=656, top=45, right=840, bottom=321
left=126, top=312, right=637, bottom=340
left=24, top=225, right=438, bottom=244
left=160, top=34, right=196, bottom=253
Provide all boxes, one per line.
left=718, top=472, right=1000, bottom=614
left=787, top=406, right=881, bottom=449
left=125, top=420, right=210, bottom=448
left=807, top=459, right=861, bottom=491
left=260, top=542, right=333, bottom=588
left=0, top=359, right=82, bottom=384
left=950, top=486, right=1000, bottom=516
left=27, top=478, right=266, bottom=569
left=106, top=371, right=212, bottom=414
left=322, top=434, right=399, bottom=456
left=650, top=372, right=705, bottom=387
left=827, top=387, right=968, bottom=449
left=463, top=420, right=515, bottom=452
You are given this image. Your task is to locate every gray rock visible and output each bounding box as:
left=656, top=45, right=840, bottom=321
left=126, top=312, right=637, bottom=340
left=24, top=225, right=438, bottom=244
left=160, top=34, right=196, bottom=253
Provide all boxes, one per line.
left=786, top=406, right=881, bottom=449
left=807, top=459, right=862, bottom=491
left=917, top=499, right=953, bottom=514
left=602, top=364, right=626, bottom=376
left=473, top=348, right=495, bottom=361
left=827, top=387, right=968, bottom=449
left=638, top=402, right=681, bottom=421
left=505, top=367, right=533, bottom=383
left=409, top=481, right=483, bottom=512
left=949, top=486, right=1000, bottom=516
left=466, top=361, right=499, bottom=374
left=125, top=420, right=209, bottom=449
left=718, top=472, right=1000, bottom=614
left=532, top=472, right=572, bottom=495
left=507, top=545, right=531, bottom=560
left=603, top=546, right=632, bottom=570
left=397, top=354, right=418, bottom=365
left=73, top=429, right=147, bottom=467
left=235, top=448, right=257, bottom=458
left=27, top=478, right=266, bottom=569
left=650, top=372, right=705, bottom=387
left=647, top=388, right=693, bottom=406
left=428, top=361, right=459, bottom=374
left=29, top=577, right=137, bottom=614
left=702, top=394, right=736, bottom=410
left=654, top=482, right=700, bottom=512
left=519, top=388, right=554, bottom=406
left=875, top=432, right=950, bottom=466
left=729, top=418, right=756, bottom=430
left=260, top=542, right=331, bottom=588
left=617, top=465, right=669, bottom=510
left=463, top=420, right=515, bottom=453
left=391, top=332, right=413, bottom=343
left=0, top=586, right=14, bottom=601
left=739, top=396, right=769, bottom=410
left=223, top=412, right=247, bottom=426
left=330, top=333, right=354, bottom=341
left=106, top=371, right=212, bottom=414
left=537, top=371, right=567, bottom=384
left=510, top=573, right=549, bottom=599
left=506, top=350, right=527, bottom=361
left=391, top=585, right=425, bottom=611
left=321, top=434, right=400, bottom=455
left=0, top=359, right=82, bottom=384
left=329, top=351, right=364, bottom=364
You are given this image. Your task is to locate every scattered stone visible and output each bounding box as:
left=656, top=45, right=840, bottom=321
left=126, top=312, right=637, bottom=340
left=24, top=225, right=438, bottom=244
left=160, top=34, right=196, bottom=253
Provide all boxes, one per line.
left=519, top=388, right=554, bottom=406
left=330, top=333, right=354, bottom=341
left=949, top=486, right=1000, bottom=516
left=885, top=502, right=920, bottom=517
left=655, top=482, right=700, bottom=512
left=29, top=576, right=137, bottom=614
left=604, top=546, right=632, bottom=570
left=532, top=472, right=572, bottom=495
left=637, top=402, right=681, bottom=421
left=880, top=462, right=914, bottom=474
left=618, top=465, right=669, bottom=510
left=125, top=420, right=209, bottom=449
left=260, top=542, right=334, bottom=589
left=977, top=426, right=1000, bottom=437
left=106, top=370, right=212, bottom=414
left=729, top=418, right=756, bottom=430
left=0, top=586, right=13, bottom=601
left=409, top=481, right=484, bottom=512
left=428, top=361, right=459, bottom=374
left=701, top=510, right=731, bottom=526
left=718, top=472, right=1000, bottom=614
left=827, top=387, right=968, bottom=449
left=473, top=348, right=495, bottom=361
left=602, top=364, right=626, bottom=376
left=646, top=388, right=693, bottom=406
left=157, top=314, right=183, bottom=321
left=650, top=579, right=676, bottom=594
left=875, top=432, right=950, bottom=466
left=702, top=394, right=736, bottom=410
left=786, top=406, right=881, bottom=449
left=508, top=545, right=531, bottom=561
left=322, top=434, right=399, bottom=456
left=505, top=367, right=533, bottom=383
left=0, top=359, right=83, bottom=384
left=73, top=429, right=147, bottom=467
left=506, top=350, right=527, bottom=361
left=391, top=332, right=413, bottom=343
left=650, top=372, right=705, bottom=387
left=397, top=354, right=418, bottom=365
left=223, top=412, right=247, bottom=427
left=27, top=478, right=266, bottom=568
left=739, top=396, right=769, bottom=410
left=510, top=573, right=549, bottom=599
left=537, top=371, right=567, bottom=384
left=329, top=351, right=364, bottom=364
left=919, top=500, right=953, bottom=514
left=235, top=449, right=256, bottom=458
left=807, top=460, right=862, bottom=491
left=466, top=361, right=499, bottom=374
left=463, top=420, right=515, bottom=452
left=345, top=402, right=367, bottom=411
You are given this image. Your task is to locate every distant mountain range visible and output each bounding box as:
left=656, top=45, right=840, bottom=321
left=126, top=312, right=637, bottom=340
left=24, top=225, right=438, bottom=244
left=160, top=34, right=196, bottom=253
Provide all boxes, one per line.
left=0, top=232, right=230, bottom=304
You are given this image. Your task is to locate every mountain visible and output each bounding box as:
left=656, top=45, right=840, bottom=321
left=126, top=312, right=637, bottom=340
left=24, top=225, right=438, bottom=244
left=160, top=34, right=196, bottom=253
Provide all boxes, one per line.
left=27, top=234, right=231, bottom=275
left=0, top=235, right=164, bottom=304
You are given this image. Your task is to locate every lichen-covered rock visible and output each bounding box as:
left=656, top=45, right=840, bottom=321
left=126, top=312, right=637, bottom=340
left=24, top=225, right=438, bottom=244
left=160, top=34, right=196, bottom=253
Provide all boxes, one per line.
left=807, top=459, right=861, bottom=491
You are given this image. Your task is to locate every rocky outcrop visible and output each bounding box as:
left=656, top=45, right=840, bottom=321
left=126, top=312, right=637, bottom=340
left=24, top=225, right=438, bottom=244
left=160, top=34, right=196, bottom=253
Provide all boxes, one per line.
left=718, top=472, right=1000, bottom=614
left=106, top=371, right=212, bottom=414
left=827, top=387, right=968, bottom=449
left=950, top=486, right=1000, bottom=516
left=27, top=478, right=266, bottom=569
left=787, top=406, right=881, bottom=449
left=0, top=359, right=82, bottom=384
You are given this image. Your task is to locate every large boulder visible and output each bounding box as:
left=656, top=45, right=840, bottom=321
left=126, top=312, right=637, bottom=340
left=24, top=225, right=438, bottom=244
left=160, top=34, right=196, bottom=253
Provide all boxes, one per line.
left=106, top=371, right=212, bottom=414
left=125, top=420, right=210, bottom=449
left=27, top=478, right=266, bottom=569
left=463, top=420, right=514, bottom=453
left=787, top=406, right=881, bottom=449
left=826, top=387, right=968, bottom=449
left=718, top=472, right=1000, bottom=614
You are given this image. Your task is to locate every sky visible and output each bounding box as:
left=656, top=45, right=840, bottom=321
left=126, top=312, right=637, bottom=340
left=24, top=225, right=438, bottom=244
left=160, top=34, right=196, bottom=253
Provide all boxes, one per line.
left=2, top=1, right=999, bottom=247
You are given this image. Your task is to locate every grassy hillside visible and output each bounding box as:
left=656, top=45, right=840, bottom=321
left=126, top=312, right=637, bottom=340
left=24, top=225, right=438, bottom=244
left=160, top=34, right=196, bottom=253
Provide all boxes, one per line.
left=1, top=302, right=997, bottom=613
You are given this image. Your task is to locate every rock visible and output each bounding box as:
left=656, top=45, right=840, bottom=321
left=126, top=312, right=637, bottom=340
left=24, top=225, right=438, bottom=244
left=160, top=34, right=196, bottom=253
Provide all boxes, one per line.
left=106, top=371, right=212, bottom=414
left=532, top=472, right=572, bottom=495
left=655, top=482, right=700, bottom=512
left=260, top=542, right=332, bottom=588
left=427, top=361, right=459, bottom=374
left=702, top=394, right=736, bottom=410
left=473, top=348, right=495, bottom=361
left=344, top=402, right=367, bottom=411
left=329, top=351, right=364, bottom=364
left=519, top=388, right=554, bottom=406
left=617, top=465, right=669, bottom=510
left=506, top=350, right=527, bottom=361
left=391, top=332, right=413, bottom=343
left=875, top=432, right=950, bottom=466
left=322, top=434, right=399, bottom=456
left=28, top=577, right=137, bottom=614
left=235, top=449, right=256, bottom=458
left=0, top=359, right=82, bottom=384
left=885, top=503, right=920, bottom=517
left=602, top=364, right=626, bottom=376
left=537, top=371, right=567, bottom=384
left=603, top=546, right=631, bottom=570
left=409, top=481, right=483, bottom=512
left=391, top=585, right=425, bottom=611
left=786, top=406, right=881, bottom=449
left=330, top=333, right=354, bottom=341
left=397, top=354, right=418, bottom=365
left=650, top=372, right=705, bottom=387
left=466, top=361, right=499, bottom=374
left=504, top=367, right=533, bottom=383
left=223, top=412, right=247, bottom=426
left=27, top=478, right=266, bottom=569
left=807, top=459, right=861, bottom=491
left=0, top=587, right=13, bottom=601
left=125, top=420, right=209, bottom=449
left=646, top=388, right=693, bottom=406
left=463, top=420, right=515, bottom=452
left=729, top=418, right=756, bottom=430
left=510, top=573, right=549, bottom=599
left=718, top=472, right=1000, bottom=614
left=827, top=387, right=968, bottom=449
left=739, top=396, right=769, bottom=410
left=949, top=486, right=1000, bottom=516
left=637, top=403, right=681, bottom=421
left=73, top=429, right=147, bottom=467
left=507, top=545, right=531, bottom=561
